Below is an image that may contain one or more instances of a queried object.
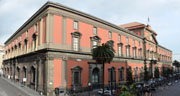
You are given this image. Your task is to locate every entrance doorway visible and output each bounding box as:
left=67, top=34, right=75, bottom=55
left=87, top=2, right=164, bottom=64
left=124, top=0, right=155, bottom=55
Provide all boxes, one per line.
left=92, top=67, right=99, bottom=89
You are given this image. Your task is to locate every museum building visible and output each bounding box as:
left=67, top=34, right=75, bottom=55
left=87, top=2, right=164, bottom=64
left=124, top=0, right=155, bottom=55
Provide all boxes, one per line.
left=2, top=1, right=172, bottom=95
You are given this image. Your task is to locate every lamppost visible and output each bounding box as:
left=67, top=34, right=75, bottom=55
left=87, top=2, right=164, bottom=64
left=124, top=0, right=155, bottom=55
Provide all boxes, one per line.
left=88, top=82, right=91, bottom=96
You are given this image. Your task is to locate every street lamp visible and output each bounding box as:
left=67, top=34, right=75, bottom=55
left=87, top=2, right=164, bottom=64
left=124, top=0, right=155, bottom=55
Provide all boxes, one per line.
left=88, top=82, right=91, bottom=96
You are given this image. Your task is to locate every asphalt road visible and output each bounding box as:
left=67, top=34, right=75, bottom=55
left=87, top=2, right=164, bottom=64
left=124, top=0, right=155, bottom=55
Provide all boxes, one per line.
left=0, top=77, right=30, bottom=96
left=153, top=81, right=180, bottom=96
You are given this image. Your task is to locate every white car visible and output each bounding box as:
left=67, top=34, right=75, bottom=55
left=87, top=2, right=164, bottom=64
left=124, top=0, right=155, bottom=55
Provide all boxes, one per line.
left=175, top=80, right=178, bottom=83
left=98, top=89, right=115, bottom=95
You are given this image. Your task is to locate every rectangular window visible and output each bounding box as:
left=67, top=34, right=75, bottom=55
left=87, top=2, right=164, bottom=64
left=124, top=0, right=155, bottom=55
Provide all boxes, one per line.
left=133, top=48, right=136, bottom=58
left=73, top=37, right=79, bottom=51
left=26, top=30, right=28, bottom=37
left=139, top=49, right=141, bottom=57
left=126, top=47, right=130, bottom=57
left=108, top=31, right=112, bottom=39
left=118, top=45, right=122, bottom=56
left=92, top=41, right=97, bottom=48
left=73, top=21, right=78, bottom=30
left=126, top=37, right=129, bottom=44
left=139, top=41, right=141, bottom=47
left=133, top=40, right=135, bottom=46
left=108, top=69, right=116, bottom=82
left=93, top=27, right=97, bottom=35
left=74, top=72, right=79, bottom=84
left=35, top=23, right=38, bottom=32
left=119, top=69, right=124, bottom=81
left=118, top=34, right=121, bottom=41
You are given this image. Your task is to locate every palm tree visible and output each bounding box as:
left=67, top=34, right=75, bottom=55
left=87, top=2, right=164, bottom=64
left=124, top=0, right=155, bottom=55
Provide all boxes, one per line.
left=92, top=40, right=115, bottom=95
left=173, top=60, right=180, bottom=72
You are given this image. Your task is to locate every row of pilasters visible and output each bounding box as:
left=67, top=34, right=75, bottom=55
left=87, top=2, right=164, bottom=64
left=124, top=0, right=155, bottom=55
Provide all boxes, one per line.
left=2, top=58, right=49, bottom=95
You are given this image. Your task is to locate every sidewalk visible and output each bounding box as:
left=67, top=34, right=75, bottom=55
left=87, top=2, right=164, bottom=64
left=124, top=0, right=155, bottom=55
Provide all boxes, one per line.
left=1, top=77, right=41, bottom=96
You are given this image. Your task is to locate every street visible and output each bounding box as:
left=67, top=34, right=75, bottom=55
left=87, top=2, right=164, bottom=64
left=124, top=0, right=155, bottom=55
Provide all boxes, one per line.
left=0, top=77, right=30, bottom=96
left=153, top=81, right=180, bottom=96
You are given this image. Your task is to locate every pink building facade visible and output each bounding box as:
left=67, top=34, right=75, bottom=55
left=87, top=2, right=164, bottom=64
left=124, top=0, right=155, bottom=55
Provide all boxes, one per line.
left=3, top=2, right=172, bottom=96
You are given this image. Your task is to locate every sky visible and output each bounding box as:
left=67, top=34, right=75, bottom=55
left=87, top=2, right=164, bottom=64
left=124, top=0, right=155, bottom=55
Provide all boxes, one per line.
left=0, top=0, right=180, bottom=60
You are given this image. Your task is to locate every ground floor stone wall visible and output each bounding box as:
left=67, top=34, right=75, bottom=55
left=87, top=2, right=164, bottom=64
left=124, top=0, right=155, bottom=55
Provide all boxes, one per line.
left=2, top=51, right=172, bottom=96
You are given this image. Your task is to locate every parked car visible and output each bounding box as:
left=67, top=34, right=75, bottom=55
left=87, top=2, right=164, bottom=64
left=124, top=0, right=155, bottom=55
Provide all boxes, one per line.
left=175, top=80, right=178, bottom=83
left=98, top=88, right=115, bottom=95
left=167, top=82, right=172, bottom=86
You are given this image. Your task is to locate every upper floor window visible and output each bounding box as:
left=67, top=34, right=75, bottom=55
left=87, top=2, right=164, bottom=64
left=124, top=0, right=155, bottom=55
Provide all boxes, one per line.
left=118, top=34, right=121, bottom=41
left=133, top=40, right=135, bottom=46
left=90, top=36, right=101, bottom=49
left=150, top=35, right=152, bottom=41
left=32, top=33, right=37, bottom=50
left=133, top=47, right=137, bottom=58
left=108, top=31, right=112, bottom=39
left=18, top=42, right=21, bottom=54
left=126, top=37, right=129, bottom=44
left=73, top=21, right=79, bottom=30
left=126, top=45, right=130, bottom=57
left=139, top=48, right=142, bottom=57
left=71, top=32, right=82, bottom=51
left=26, top=30, right=28, bottom=37
left=139, top=41, right=141, bottom=47
left=35, top=23, right=38, bottom=32
left=24, top=39, right=28, bottom=53
left=93, top=27, right=97, bottom=35
left=118, top=43, right=123, bottom=57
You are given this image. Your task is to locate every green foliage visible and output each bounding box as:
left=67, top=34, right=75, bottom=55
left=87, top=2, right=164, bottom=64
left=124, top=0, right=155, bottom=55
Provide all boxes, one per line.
left=126, top=67, right=134, bottom=85
left=162, top=66, right=167, bottom=77
left=154, top=67, right=160, bottom=78
left=92, top=41, right=115, bottom=64
left=121, top=85, right=131, bottom=96
left=130, top=84, right=137, bottom=96
left=144, top=64, right=149, bottom=82
left=173, top=60, right=180, bottom=72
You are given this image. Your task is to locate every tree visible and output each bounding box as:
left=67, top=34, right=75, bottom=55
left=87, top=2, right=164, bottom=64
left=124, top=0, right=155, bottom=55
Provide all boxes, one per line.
left=162, top=66, right=167, bottom=77
left=92, top=40, right=115, bottom=95
left=144, top=64, right=149, bottom=82
left=121, top=85, right=131, bottom=96
left=173, top=60, right=180, bottom=72
left=130, top=84, right=137, bottom=96
left=154, top=67, right=160, bottom=78
left=126, top=67, right=134, bottom=85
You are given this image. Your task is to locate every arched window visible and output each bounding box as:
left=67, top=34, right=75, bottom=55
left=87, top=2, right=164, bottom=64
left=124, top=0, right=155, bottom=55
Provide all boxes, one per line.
left=30, top=66, right=36, bottom=83
left=32, top=33, right=37, bottom=50
left=92, top=67, right=99, bottom=83
left=24, top=39, right=28, bottom=53
left=118, top=67, right=124, bottom=81
left=108, top=67, right=116, bottom=83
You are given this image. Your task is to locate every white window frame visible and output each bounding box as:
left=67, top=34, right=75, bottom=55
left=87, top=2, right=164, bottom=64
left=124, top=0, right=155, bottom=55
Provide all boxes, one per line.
left=118, top=34, right=121, bottom=41
left=73, top=21, right=78, bottom=30
left=93, top=27, right=97, bottom=35
left=108, top=31, right=112, bottom=39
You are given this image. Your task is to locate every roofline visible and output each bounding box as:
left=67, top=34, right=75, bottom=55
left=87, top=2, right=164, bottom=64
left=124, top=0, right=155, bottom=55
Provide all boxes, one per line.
left=5, top=1, right=142, bottom=44
left=158, top=45, right=172, bottom=52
